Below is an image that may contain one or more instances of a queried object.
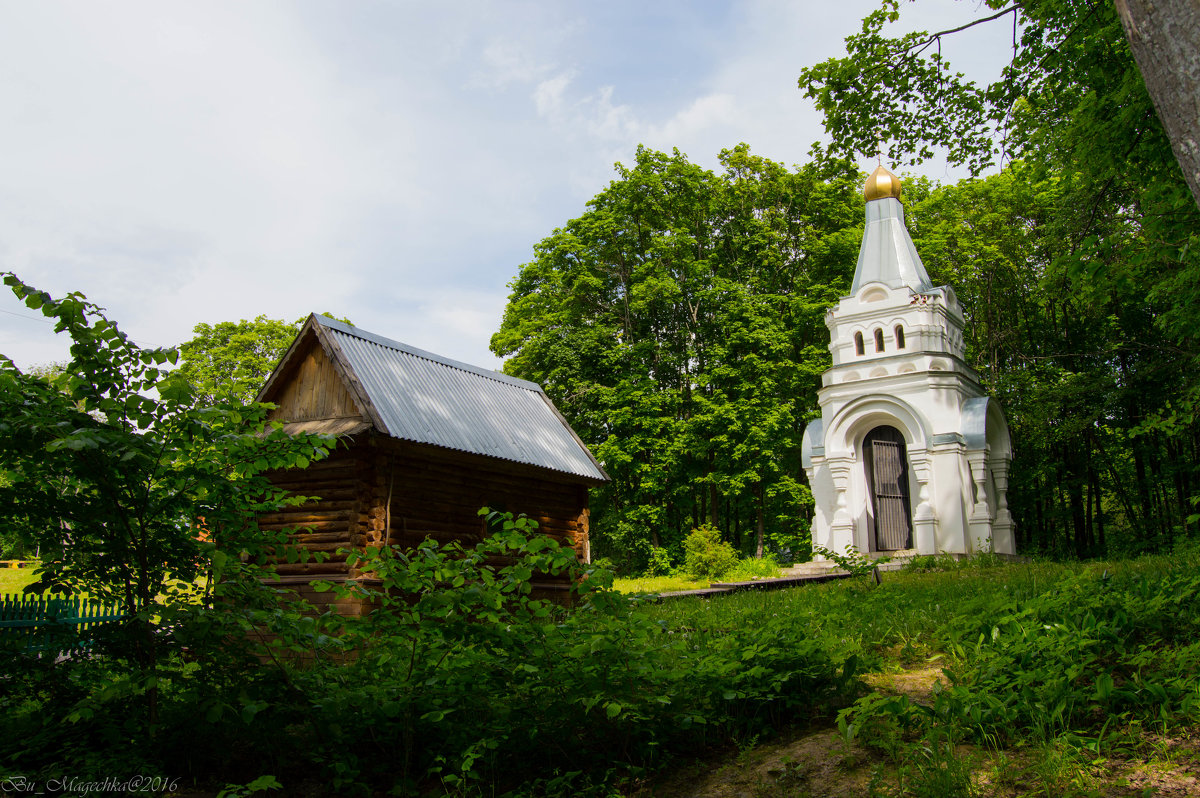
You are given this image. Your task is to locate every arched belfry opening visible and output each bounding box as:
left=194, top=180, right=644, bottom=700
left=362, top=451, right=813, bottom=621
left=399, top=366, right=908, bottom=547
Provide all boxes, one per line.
left=801, top=165, right=1015, bottom=560
left=863, top=425, right=912, bottom=550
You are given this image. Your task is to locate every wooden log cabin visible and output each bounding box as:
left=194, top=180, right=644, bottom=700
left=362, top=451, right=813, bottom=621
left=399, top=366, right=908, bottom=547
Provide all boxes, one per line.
left=255, top=315, right=609, bottom=614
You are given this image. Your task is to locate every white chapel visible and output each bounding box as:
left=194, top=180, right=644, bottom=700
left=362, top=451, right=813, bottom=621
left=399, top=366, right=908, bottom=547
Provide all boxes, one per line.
left=801, top=166, right=1016, bottom=559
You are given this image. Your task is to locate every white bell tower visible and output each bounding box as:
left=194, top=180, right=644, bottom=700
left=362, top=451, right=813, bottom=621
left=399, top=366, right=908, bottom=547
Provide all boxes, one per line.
left=802, top=166, right=1015, bottom=558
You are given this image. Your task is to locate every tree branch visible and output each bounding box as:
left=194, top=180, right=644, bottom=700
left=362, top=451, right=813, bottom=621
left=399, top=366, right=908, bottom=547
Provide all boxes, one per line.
left=908, top=5, right=1020, bottom=59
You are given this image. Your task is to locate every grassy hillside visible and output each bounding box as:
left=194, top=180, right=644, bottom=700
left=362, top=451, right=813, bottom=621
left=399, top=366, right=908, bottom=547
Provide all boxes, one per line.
left=633, top=548, right=1200, bottom=796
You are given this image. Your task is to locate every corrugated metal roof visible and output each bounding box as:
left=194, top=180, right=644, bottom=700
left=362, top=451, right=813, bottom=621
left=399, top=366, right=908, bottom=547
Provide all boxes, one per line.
left=315, top=317, right=607, bottom=482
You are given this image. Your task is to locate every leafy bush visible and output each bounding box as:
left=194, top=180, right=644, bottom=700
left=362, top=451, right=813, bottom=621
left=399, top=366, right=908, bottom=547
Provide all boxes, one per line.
left=933, top=567, right=1200, bottom=743
left=645, top=545, right=674, bottom=576
left=766, top=525, right=810, bottom=564
left=591, top=556, right=617, bottom=573
left=0, top=275, right=335, bottom=786
left=820, top=558, right=1200, bottom=764
left=683, top=525, right=740, bottom=580
left=0, top=273, right=332, bottom=604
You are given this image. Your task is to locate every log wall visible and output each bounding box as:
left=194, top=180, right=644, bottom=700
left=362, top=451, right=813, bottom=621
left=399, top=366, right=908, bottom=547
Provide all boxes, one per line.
left=261, top=434, right=593, bottom=614
left=259, top=446, right=372, bottom=582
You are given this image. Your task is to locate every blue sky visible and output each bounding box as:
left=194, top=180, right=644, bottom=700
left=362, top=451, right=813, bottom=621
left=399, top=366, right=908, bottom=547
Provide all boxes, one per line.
left=0, top=1, right=1013, bottom=373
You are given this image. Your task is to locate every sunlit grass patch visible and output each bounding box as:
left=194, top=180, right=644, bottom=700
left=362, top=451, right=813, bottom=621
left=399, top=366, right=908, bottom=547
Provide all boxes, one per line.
left=0, top=562, right=39, bottom=594
left=613, top=574, right=709, bottom=593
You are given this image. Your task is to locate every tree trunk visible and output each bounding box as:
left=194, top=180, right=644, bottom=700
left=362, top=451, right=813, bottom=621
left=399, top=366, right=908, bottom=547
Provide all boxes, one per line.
left=1133, top=444, right=1156, bottom=540
left=755, top=482, right=766, bottom=559
left=1075, top=458, right=1094, bottom=556
left=1035, top=476, right=1047, bottom=552
left=1115, top=0, right=1200, bottom=211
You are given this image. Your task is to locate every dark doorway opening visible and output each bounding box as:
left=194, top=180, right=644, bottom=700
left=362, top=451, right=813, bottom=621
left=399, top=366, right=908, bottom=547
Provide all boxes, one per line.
left=864, top=425, right=913, bottom=550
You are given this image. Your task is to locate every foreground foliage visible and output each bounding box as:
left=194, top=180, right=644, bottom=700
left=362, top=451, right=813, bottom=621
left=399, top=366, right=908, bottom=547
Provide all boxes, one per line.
left=0, top=512, right=861, bottom=795
left=6, top=496, right=1200, bottom=795
left=285, top=513, right=856, bottom=794
left=0, top=276, right=334, bottom=787
left=643, top=546, right=1200, bottom=796
left=0, top=275, right=333, bottom=736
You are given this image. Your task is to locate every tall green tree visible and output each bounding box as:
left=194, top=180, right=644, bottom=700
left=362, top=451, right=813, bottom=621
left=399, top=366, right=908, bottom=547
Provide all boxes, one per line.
left=176, top=315, right=300, bottom=405
left=492, top=146, right=861, bottom=570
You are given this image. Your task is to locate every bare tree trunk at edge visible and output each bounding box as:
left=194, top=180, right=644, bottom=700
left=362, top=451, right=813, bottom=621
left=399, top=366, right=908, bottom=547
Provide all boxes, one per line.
left=1115, top=0, right=1200, bottom=211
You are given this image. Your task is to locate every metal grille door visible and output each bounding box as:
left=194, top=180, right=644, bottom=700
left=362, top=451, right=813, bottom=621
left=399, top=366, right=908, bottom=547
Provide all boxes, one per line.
left=870, top=437, right=912, bottom=550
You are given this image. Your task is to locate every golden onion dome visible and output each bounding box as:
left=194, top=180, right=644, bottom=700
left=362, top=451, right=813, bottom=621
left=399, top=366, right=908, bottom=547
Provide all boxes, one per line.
left=864, top=165, right=902, bottom=202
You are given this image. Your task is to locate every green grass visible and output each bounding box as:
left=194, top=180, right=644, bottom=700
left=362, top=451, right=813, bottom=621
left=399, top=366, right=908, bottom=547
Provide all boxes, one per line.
left=613, top=574, right=710, bottom=593
left=0, top=562, right=40, bottom=594
left=636, top=557, right=1106, bottom=666
left=612, top=556, right=784, bottom=594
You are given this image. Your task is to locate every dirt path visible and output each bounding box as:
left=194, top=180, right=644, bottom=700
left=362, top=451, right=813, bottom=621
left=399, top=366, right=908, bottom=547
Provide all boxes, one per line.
left=632, top=665, right=941, bottom=798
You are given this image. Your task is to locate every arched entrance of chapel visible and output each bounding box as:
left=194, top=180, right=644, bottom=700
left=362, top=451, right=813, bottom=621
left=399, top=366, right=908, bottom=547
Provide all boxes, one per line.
left=863, top=425, right=913, bottom=550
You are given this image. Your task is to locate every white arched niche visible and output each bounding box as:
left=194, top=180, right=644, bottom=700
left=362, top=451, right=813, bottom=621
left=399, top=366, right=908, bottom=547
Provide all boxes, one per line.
left=824, top=396, right=931, bottom=553
left=825, top=395, right=929, bottom=456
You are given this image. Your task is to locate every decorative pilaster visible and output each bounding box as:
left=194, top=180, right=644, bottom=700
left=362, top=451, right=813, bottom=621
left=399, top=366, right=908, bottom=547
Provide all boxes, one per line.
left=827, top=460, right=856, bottom=556
left=989, top=459, right=1015, bottom=554
left=967, top=456, right=993, bottom=553
left=910, top=456, right=937, bottom=554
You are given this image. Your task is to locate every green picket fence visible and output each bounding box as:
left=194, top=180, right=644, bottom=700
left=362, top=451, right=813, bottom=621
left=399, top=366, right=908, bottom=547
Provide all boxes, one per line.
left=0, top=593, right=126, bottom=657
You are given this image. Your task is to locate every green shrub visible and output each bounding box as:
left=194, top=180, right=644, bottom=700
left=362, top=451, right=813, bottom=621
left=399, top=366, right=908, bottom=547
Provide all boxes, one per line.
left=682, top=525, right=740, bottom=580
left=645, top=545, right=673, bottom=576
left=294, top=510, right=856, bottom=792
left=591, top=556, right=617, bottom=573
left=766, top=527, right=810, bottom=564
left=901, top=553, right=959, bottom=573
left=813, top=544, right=888, bottom=578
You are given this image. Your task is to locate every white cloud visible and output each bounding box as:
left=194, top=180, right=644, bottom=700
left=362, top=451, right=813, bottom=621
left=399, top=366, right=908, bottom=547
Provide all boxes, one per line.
left=646, top=93, right=740, bottom=149
left=533, top=73, right=575, bottom=117
left=476, top=40, right=556, bottom=89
